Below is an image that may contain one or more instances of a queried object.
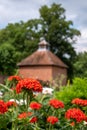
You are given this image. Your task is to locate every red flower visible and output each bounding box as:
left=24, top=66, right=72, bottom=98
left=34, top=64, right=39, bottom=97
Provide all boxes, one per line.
left=18, top=112, right=32, bottom=119
left=8, top=75, right=21, bottom=81
left=70, top=122, right=75, bottom=126
left=0, top=100, right=8, bottom=114
left=85, top=116, right=87, bottom=122
left=72, top=98, right=87, bottom=106
left=65, top=108, right=86, bottom=123
left=16, top=78, right=42, bottom=93
left=49, top=99, right=64, bottom=109
left=47, top=116, right=58, bottom=125
left=6, top=101, right=17, bottom=108
left=30, top=117, right=38, bottom=123
left=30, top=102, right=42, bottom=110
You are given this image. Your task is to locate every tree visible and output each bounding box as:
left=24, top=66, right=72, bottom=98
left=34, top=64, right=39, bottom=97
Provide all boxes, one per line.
left=0, top=3, right=80, bottom=80
left=38, top=3, right=80, bottom=80
left=74, top=52, right=87, bottom=78
left=0, top=43, right=18, bottom=75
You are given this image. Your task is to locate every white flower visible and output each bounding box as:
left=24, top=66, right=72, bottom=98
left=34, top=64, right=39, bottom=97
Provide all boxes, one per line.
left=9, top=99, right=27, bottom=105
left=83, top=121, right=87, bottom=125
left=9, top=99, right=19, bottom=104
left=0, top=91, right=3, bottom=97
left=42, top=87, right=53, bottom=95
left=18, top=99, right=27, bottom=105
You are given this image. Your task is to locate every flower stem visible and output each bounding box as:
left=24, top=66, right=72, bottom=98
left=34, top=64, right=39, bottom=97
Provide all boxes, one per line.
left=26, top=93, right=29, bottom=111
left=0, top=84, right=13, bottom=92
left=12, top=121, right=16, bottom=130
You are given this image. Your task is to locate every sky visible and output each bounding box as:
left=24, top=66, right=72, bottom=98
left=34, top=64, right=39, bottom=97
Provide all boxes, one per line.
left=0, top=0, right=87, bottom=53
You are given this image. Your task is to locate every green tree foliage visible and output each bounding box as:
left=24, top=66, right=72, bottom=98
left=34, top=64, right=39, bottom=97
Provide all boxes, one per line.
left=74, top=52, right=87, bottom=78
left=0, top=43, right=17, bottom=75
left=0, top=22, right=38, bottom=57
left=0, top=3, right=80, bottom=78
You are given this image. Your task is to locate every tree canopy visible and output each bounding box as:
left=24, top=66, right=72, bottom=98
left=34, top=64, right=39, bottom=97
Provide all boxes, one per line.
left=0, top=3, right=80, bottom=79
left=0, top=43, right=17, bottom=75
left=74, top=52, right=87, bottom=78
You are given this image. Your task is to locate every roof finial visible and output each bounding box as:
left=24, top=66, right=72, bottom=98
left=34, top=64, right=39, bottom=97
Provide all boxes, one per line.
left=40, top=37, right=45, bottom=42
left=38, top=37, right=50, bottom=51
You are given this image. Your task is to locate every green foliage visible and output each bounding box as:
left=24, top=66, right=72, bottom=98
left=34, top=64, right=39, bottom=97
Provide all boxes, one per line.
left=74, top=52, right=87, bottom=78
left=0, top=43, right=17, bottom=75
left=54, top=78, right=87, bottom=105
left=0, top=3, right=80, bottom=79
left=0, top=77, right=87, bottom=129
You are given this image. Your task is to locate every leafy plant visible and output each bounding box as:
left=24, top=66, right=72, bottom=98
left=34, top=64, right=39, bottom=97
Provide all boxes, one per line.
left=0, top=76, right=87, bottom=130
left=54, top=78, right=87, bottom=106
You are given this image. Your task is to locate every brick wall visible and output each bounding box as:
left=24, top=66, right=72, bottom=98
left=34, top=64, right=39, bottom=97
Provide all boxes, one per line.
left=52, top=66, right=67, bottom=85
left=18, top=65, right=67, bottom=85
left=18, top=66, right=53, bottom=81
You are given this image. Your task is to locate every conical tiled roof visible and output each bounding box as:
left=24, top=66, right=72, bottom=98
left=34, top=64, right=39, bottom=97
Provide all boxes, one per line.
left=18, top=39, right=68, bottom=68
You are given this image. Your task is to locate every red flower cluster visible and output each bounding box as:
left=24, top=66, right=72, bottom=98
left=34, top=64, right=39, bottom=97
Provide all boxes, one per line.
left=0, top=100, right=8, bottom=114
left=16, top=78, right=42, bottom=93
left=18, top=112, right=32, bottom=119
left=49, top=99, right=64, bottom=109
left=65, top=108, right=86, bottom=123
left=6, top=101, right=17, bottom=108
left=30, top=102, right=42, bottom=110
left=8, top=75, right=21, bottom=81
left=47, top=116, right=58, bottom=125
left=72, top=98, right=87, bottom=106
left=30, top=117, right=38, bottom=123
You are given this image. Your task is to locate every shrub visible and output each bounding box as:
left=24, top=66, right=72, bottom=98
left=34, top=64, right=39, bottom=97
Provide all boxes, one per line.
left=54, top=78, right=87, bottom=106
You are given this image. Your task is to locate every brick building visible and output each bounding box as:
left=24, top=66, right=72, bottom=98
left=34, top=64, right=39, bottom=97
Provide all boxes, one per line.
left=18, top=39, right=68, bottom=85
